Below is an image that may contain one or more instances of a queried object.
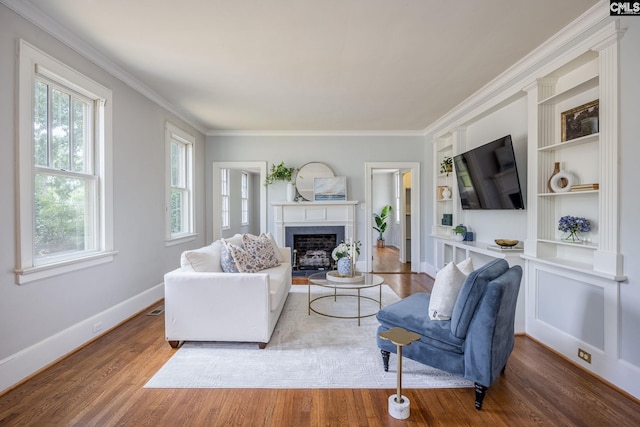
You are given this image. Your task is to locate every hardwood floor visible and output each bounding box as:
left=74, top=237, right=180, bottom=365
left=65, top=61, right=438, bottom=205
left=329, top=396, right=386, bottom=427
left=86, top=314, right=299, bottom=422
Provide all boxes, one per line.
left=373, top=246, right=412, bottom=274
left=1, top=276, right=639, bottom=426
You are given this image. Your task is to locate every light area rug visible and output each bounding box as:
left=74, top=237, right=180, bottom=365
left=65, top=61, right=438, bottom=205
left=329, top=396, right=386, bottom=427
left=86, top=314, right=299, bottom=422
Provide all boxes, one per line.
left=145, top=285, right=473, bottom=389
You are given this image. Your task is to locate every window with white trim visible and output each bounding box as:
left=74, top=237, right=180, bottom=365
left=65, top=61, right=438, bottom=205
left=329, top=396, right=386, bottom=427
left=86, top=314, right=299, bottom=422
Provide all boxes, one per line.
left=241, top=172, right=249, bottom=225
left=166, top=123, right=195, bottom=242
left=221, top=168, right=230, bottom=229
left=16, top=40, right=114, bottom=284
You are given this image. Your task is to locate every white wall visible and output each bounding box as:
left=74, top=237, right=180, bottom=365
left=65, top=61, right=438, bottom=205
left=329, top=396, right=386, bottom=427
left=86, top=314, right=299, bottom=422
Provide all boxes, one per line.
left=458, top=96, right=529, bottom=243
left=0, top=6, right=206, bottom=392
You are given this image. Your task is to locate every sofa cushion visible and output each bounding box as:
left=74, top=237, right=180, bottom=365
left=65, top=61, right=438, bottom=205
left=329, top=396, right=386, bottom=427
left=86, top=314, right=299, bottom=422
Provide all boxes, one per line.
left=450, top=259, right=509, bottom=339
left=180, top=241, right=224, bottom=272
left=242, top=233, right=280, bottom=269
left=428, top=259, right=473, bottom=320
left=220, top=242, right=240, bottom=273
left=228, top=242, right=278, bottom=274
left=377, top=293, right=464, bottom=353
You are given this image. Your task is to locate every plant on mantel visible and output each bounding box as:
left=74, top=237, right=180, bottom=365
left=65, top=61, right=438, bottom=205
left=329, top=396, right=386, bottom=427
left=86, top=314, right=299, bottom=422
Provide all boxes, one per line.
left=264, top=162, right=298, bottom=186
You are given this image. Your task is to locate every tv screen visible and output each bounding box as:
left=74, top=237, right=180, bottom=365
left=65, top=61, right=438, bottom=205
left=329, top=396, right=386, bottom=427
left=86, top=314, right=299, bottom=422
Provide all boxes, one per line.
left=453, top=135, right=525, bottom=210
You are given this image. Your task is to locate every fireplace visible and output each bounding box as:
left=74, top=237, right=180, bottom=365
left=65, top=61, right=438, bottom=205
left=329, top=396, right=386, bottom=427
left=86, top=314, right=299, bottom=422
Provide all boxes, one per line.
left=285, top=226, right=345, bottom=276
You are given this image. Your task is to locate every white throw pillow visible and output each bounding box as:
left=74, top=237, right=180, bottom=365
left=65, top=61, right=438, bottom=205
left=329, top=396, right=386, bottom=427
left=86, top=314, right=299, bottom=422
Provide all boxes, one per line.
left=428, top=259, right=473, bottom=321
left=457, top=257, right=474, bottom=275
left=265, top=232, right=286, bottom=263
left=180, top=241, right=223, bottom=272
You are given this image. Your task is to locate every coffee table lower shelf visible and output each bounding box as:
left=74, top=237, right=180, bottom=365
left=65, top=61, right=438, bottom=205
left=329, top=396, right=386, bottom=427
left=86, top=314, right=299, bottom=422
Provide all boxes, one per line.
left=307, top=271, right=384, bottom=326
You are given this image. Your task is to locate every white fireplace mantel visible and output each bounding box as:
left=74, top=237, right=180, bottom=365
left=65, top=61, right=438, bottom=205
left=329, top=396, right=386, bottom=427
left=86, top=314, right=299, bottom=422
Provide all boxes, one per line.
left=272, top=201, right=358, bottom=247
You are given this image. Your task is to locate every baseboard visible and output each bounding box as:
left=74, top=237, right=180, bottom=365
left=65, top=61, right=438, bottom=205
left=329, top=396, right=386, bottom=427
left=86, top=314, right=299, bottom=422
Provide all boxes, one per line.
left=525, top=334, right=640, bottom=402
left=0, top=283, right=164, bottom=395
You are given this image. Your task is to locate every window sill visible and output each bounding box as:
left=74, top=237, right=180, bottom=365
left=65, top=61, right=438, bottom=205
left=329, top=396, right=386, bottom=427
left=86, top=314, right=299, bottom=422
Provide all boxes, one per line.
left=165, top=233, right=197, bottom=247
left=15, top=250, right=118, bottom=285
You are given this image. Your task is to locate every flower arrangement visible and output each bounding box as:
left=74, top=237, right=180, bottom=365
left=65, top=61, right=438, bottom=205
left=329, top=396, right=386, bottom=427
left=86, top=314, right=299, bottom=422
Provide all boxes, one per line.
left=558, top=215, right=591, bottom=242
left=331, top=240, right=361, bottom=260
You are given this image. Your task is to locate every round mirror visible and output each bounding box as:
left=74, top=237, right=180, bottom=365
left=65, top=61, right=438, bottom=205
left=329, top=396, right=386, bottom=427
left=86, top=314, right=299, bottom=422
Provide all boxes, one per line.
left=295, top=162, right=334, bottom=201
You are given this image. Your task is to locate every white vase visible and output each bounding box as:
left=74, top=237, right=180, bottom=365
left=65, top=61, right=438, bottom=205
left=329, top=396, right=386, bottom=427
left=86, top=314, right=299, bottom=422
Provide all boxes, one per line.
left=286, top=182, right=296, bottom=202
left=442, top=187, right=452, bottom=200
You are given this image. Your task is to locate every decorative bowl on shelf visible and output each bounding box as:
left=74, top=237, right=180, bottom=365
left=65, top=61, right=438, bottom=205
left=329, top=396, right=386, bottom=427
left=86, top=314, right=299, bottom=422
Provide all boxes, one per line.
left=495, top=239, right=519, bottom=248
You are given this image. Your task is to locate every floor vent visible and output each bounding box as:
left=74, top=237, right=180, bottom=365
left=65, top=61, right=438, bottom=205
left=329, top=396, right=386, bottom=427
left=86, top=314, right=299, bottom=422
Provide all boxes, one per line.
left=147, top=306, right=164, bottom=316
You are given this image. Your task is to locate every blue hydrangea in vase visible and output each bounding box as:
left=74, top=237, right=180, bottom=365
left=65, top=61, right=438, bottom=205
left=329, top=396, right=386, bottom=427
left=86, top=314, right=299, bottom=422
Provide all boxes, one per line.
left=558, top=215, right=591, bottom=243
left=332, top=239, right=361, bottom=276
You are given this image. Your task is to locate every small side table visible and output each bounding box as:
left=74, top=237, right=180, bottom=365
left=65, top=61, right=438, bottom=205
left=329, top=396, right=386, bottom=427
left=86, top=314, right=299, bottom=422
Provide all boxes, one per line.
left=379, top=327, right=421, bottom=420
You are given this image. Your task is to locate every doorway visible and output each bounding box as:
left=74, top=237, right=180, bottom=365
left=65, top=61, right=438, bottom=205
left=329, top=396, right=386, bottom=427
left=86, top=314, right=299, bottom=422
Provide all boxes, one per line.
left=365, top=162, right=420, bottom=273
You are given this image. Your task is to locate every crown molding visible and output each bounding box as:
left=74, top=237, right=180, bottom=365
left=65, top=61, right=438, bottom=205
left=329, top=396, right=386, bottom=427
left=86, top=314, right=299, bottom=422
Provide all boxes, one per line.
left=1, top=0, right=207, bottom=135
left=206, top=129, right=426, bottom=137
left=422, top=0, right=610, bottom=137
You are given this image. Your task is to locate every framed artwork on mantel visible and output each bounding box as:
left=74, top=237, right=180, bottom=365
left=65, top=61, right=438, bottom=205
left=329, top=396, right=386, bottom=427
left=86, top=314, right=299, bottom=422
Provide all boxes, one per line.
left=314, top=176, right=347, bottom=201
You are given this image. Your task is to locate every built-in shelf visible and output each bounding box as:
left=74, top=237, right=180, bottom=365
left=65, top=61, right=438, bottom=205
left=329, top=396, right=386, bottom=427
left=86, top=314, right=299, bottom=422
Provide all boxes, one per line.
left=538, top=133, right=599, bottom=151
left=537, top=238, right=598, bottom=249
left=538, top=190, right=599, bottom=197
left=538, top=75, right=599, bottom=105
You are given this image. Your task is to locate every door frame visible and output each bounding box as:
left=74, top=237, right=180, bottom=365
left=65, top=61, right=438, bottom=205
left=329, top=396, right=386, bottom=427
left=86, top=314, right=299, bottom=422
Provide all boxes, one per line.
left=364, top=162, right=421, bottom=272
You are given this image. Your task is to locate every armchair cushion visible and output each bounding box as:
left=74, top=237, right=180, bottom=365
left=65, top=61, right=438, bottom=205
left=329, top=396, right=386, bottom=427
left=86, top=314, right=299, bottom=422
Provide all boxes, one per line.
left=450, top=259, right=509, bottom=338
left=376, top=293, right=464, bottom=353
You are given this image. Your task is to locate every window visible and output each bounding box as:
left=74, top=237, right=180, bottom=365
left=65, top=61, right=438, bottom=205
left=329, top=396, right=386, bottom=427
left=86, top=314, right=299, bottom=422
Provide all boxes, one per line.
left=395, top=171, right=401, bottom=224
left=166, top=123, right=195, bottom=244
left=221, top=168, right=230, bottom=229
left=16, top=40, right=114, bottom=284
left=241, top=172, right=249, bottom=225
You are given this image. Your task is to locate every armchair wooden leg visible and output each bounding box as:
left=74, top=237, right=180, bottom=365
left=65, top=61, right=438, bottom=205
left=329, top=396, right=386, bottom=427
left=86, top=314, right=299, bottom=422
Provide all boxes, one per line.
left=381, top=350, right=390, bottom=372
left=474, top=383, right=488, bottom=410
left=168, top=340, right=181, bottom=348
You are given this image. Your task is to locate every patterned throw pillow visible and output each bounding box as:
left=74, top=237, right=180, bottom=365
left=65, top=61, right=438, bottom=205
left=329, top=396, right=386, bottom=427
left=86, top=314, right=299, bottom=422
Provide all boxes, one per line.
left=242, top=233, right=280, bottom=270
left=220, top=241, right=240, bottom=273
left=228, top=243, right=265, bottom=273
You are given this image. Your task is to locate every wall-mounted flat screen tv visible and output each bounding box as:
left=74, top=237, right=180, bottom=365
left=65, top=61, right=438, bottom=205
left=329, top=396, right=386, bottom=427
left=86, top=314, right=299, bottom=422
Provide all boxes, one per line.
left=453, top=135, right=525, bottom=210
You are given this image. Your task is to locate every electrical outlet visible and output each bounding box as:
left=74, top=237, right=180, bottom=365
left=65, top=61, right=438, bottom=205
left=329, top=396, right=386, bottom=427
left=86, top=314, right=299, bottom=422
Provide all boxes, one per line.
left=578, top=348, right=591, bottom=364
left=92, top=322, right=103, bottom=333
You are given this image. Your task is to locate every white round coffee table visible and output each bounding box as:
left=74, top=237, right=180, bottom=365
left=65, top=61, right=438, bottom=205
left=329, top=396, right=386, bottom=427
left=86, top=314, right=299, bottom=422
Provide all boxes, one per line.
left=307, top=272, right=384, bottom=326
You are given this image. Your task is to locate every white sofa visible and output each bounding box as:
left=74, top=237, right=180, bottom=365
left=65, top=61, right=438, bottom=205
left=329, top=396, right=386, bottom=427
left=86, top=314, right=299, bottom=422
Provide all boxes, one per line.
left=164, top=234, right=292, bottom=349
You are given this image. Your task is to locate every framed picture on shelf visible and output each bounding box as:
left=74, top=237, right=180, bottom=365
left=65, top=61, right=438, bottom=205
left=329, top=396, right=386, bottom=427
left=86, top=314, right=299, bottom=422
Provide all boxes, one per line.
left=313, top=176, right=347, bottom=201
left=561, top=99, right=599, bottom=142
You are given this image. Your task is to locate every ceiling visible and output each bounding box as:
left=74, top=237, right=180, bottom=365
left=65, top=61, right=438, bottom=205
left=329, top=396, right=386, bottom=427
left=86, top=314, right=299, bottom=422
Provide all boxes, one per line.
left=20, top=0, right=600, bottom=133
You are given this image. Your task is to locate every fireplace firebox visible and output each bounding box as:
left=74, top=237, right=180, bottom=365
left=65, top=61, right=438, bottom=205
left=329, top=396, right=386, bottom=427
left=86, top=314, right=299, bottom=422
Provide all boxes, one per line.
left=285, top=226, right=345, bottom=276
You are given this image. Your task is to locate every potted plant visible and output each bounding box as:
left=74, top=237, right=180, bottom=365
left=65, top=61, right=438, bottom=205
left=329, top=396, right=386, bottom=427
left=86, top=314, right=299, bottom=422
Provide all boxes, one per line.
left=452, top=225, right=466, bottom=241
left=373, top=204, right=392, bottom=248
left=264, top=161, right=298, bottom=201
left=440, top=156, right=453, bottom=176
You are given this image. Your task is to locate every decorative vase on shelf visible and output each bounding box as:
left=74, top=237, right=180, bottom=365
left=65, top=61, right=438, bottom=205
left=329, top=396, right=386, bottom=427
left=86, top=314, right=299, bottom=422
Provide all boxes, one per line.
left=442, top=187, right=452, bottom=200
left=563, top=231, right=582, bottom=243
left=286, top=182, right=296, bottom=202
left=337, top=258, right=352, bottom=276
left=547, top=162, right=572, bottom=193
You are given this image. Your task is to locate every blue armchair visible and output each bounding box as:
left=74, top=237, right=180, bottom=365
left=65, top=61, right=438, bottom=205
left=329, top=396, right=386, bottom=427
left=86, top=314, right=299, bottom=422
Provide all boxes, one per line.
left=376, top=258, right=522, bottom=410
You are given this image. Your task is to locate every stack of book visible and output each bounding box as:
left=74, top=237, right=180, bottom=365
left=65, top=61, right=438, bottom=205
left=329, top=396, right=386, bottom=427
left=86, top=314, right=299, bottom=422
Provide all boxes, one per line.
left=570, top=183, right=599, bottom=192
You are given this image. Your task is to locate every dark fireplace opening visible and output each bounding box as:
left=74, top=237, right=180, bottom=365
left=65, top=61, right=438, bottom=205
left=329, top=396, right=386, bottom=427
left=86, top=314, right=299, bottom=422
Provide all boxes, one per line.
left=285, top=226, right=345, bottom=276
